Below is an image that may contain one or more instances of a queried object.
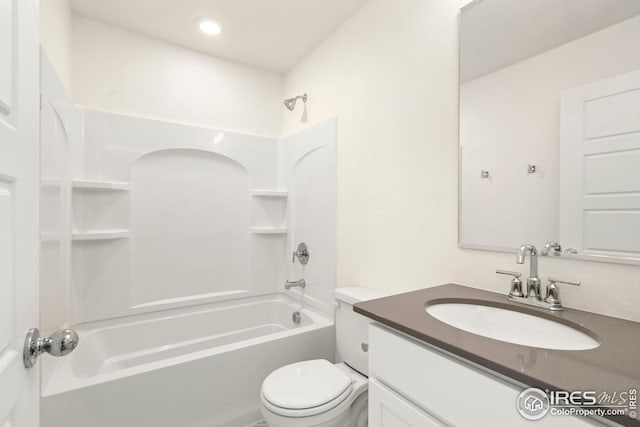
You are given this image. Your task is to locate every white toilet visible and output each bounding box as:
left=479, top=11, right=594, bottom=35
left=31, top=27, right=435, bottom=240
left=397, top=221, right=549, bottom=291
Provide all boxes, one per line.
left=260, top=287, right=387, bottom=427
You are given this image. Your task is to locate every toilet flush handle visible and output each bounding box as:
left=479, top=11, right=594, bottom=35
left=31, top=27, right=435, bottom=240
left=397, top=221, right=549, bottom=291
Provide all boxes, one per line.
left=361, top=342, right=369, bottom=352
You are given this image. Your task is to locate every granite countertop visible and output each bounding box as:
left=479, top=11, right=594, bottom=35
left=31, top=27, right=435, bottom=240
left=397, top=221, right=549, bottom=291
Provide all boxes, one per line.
left=354, top=283, right=640, bottom=426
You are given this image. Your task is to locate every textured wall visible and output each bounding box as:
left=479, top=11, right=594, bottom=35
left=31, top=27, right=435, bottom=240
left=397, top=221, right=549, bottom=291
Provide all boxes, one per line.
left=72, top=16, right=284, bottom=138
left=40, top=0, right=73, bottom=92
left=282, top=0, right=640, bottom=322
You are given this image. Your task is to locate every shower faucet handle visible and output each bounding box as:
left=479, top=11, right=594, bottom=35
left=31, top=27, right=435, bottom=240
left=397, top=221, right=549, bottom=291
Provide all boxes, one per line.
left=292, top=242, right=309, bottom=265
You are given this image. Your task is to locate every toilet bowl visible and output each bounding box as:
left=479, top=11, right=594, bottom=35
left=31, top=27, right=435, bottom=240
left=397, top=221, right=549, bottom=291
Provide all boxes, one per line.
left=259, top=287, right=387, bottom=427
left=261, top=361, right=367, bottom=427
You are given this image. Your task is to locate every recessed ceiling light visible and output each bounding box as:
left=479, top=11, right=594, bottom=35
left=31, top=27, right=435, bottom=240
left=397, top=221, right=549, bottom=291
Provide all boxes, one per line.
left=198, top=18, right=222, bottom=36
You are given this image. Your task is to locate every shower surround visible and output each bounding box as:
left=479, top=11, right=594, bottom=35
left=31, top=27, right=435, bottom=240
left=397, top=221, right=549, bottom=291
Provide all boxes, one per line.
left=40, top=58, right=337, bottom=426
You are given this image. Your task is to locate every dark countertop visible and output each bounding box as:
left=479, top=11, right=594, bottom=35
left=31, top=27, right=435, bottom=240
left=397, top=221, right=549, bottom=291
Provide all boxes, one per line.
left=354, top=284, right=640, bottom=426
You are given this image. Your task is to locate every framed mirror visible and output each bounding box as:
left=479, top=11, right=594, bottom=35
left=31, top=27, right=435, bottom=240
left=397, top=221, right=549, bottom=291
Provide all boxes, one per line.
left=459, top=0, right=640, bottom=264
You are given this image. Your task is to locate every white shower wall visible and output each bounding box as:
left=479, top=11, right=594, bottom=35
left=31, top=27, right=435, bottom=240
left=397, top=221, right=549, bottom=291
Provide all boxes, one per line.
left=281, top=120, right=337, bottom=313
left=40, top=55, right=74, bottom=332
left=72, top=110, right=281, bottom=323
left=40, top=60, right=337, bottom=329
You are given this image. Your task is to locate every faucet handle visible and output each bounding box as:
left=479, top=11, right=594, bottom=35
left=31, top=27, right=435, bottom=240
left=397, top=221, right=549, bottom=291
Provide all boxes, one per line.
left=292, top=242, right=310, bottom=265
left=548, top=277, right=580, bottom=287
left=496, top=269, right=521, bottom=278
left=496, top=270, right=524, bottom=298
left=544, top=277, right=580, bottom=310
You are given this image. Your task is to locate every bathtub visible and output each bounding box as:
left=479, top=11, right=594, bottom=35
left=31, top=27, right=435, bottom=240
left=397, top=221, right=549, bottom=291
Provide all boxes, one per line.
left=41, top=294, right=335, bottom=427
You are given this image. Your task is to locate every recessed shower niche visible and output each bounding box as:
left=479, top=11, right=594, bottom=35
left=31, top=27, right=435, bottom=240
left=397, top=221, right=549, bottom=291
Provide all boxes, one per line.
left=251, top=190, right=288, bottom=234
left=61, top=108, right=337, bottom=324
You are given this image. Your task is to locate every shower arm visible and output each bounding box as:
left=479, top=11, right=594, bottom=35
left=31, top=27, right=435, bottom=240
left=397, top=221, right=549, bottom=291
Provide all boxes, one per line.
left=289, top=94, right=307, bottom=103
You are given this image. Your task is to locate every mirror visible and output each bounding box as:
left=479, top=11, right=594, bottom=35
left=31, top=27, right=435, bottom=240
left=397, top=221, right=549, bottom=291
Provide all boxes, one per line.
left=459, top=0, right=640, bottom=264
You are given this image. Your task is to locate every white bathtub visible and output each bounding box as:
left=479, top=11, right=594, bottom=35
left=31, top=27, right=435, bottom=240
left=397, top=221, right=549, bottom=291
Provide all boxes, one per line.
left=41, top=294, right=335, bottom=427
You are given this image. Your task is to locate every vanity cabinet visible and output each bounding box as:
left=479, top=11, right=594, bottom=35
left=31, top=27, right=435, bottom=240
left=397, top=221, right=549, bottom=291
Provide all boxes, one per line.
left=369, top=378, right=445, bottom=427
left=368, top=324, right=603, bottom=427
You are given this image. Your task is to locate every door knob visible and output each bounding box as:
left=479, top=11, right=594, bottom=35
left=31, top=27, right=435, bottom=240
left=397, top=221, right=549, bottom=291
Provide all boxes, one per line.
left=23, top=328, right=79, bottom=368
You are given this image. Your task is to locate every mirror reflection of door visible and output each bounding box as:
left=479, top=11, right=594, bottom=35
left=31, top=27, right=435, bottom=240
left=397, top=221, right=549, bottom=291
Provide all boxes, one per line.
left=560, top=70, right=640, bottom=260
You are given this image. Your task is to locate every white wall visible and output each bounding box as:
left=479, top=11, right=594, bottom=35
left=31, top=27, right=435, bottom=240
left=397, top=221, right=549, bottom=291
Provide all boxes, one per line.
left=72, top=16, right=284, bottom=138
left=282, top=0, right=640, bottom=322
left=460, top=15, right=640, bottom=250
left=40, top=0, right=72, bottom=93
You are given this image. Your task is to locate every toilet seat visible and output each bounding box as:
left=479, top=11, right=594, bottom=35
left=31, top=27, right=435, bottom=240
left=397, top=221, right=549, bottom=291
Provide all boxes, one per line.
left=261, top=359, right=354, bottom=417
left=260, top=362, right=369, bottom=427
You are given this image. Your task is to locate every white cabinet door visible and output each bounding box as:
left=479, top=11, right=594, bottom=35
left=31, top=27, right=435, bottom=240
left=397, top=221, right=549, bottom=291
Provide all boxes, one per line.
left=560, top=69, right=640, bottom=258
left=370, top=325, right=602, bottom=427
left=0, top=0, right=40, bottom=426
left=369, top=379, right=446, bottom=427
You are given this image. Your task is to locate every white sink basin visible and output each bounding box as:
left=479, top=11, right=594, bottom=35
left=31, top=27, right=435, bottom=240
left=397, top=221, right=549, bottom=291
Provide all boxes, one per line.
left=426, top=303, right=599, bottom=351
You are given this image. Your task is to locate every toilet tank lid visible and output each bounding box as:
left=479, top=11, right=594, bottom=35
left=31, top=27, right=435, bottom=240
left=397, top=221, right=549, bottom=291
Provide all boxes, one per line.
left=333, top=287, right=388, bottom=305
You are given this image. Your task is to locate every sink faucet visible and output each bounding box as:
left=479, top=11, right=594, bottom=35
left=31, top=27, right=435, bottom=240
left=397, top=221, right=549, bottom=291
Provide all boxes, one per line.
left=497, top=244, right=581, bottom=311
left=285, top=279, right=306, bottom=290
left=516, top=244, right=541, bottom=300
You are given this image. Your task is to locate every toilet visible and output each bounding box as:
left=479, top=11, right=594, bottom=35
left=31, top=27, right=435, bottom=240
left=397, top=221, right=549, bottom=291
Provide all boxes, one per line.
left=260, top=287, right=387, bottom=427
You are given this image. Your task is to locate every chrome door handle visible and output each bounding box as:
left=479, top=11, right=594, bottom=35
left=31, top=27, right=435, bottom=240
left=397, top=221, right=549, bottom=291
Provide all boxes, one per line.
left=23, top=328, right=79, bottom=368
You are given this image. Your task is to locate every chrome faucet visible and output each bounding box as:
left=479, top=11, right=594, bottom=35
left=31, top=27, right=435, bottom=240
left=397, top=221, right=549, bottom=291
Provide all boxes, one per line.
left=285, top=279, right=306, bottom=290
left=292, top=242, right=309, bottom=265
left=497, top=244, right=581, bottom=311
left=516, top=244, right=541, bottom=300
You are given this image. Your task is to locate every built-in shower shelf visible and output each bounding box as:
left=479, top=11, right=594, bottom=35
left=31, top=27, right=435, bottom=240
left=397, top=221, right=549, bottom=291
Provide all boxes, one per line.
left=251, top=189, right=288, bottom=198
left=72, top=230, right=130, bottom=241
left=72, top=179, right=130, bottom=191
left=250, top=227, right=288, bottom=235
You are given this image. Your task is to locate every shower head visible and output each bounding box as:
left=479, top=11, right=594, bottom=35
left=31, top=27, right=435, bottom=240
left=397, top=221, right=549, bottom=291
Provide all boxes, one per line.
left=284, top=93, right=307, bottom=111
left=283, top=98, right=296, bottom=111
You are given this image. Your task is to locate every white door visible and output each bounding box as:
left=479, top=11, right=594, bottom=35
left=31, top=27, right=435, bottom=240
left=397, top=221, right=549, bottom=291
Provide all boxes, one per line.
left=560, top=69, right=640, bottom=259
left=0, top=0, right=41, bottom=426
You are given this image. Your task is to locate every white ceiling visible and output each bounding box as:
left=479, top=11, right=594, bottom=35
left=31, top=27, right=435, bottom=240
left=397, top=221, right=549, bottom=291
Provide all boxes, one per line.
left=460, top=0, right=640, bottom=83
left=70, top=0, right=369, bottom=73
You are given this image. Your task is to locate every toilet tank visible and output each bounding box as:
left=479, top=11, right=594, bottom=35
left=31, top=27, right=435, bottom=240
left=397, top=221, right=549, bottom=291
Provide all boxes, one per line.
left=334, top=287, right=388, bottom=376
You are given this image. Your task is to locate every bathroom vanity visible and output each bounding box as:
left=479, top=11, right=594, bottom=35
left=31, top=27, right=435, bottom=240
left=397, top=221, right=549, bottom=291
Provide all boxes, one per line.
left=355, top=284, right=640, bottom=427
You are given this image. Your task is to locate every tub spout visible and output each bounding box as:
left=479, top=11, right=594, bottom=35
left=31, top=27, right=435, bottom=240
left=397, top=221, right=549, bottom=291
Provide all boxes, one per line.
left=285, top=279, right=306, bottom=290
